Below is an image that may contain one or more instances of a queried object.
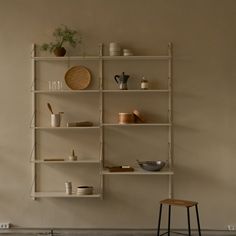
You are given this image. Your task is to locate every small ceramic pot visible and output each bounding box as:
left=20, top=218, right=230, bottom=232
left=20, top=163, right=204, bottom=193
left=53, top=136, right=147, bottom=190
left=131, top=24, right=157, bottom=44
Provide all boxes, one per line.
left=53, top=47, right=66, bottom=57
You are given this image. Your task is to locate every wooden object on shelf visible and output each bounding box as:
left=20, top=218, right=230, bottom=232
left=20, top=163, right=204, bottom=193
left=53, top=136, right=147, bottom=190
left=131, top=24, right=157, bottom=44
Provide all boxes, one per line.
left=106, top=166, right=134, bottom=172
left=133, top=110, right=145, bottom=123
left=64, top=65, right=91, bottom=90
left=118, top=113, right=134, bottom=124
left=67, top=121, right=93, bottom=127
left=43, top=158, right=65, bottom=161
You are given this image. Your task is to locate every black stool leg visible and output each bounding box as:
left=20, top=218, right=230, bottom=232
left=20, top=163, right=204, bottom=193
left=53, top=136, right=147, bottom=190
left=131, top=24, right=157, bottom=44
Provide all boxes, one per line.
left=168, top=205, right=171, bottom=236
left=157, top=204, right=163, bottom=236
left=195, top=205, right=201, bottom=236
left=187, top=207, right=191, bottom=236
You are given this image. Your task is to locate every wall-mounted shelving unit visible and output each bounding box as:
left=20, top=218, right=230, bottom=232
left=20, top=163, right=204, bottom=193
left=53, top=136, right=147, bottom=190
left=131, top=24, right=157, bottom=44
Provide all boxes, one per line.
left=31, top=42, right=173, bottom=199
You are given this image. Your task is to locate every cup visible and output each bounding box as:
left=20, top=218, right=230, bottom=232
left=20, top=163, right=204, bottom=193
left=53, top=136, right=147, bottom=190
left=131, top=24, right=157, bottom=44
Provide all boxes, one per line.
left=56, top=81, right=62, bottom=90
left=65, top=181, right=72, bottom=195
left=109, top=42, right=121, bottom=50
left=48, top=81, right=57, bottom=90
left=48, top=81, right=62, bottom=90
left=51, top=114, right=61, bottom=127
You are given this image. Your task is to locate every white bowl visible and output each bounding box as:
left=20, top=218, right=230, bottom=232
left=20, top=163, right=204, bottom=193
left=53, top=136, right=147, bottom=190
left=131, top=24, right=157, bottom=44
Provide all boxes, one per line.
left=109, top=51, right=122, bottom=56
left=123, top=52, right=133, bottom=56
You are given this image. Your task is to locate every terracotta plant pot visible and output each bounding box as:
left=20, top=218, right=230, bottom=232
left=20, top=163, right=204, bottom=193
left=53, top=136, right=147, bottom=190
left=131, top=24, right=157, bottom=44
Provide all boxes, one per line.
left=53, top=47, right=66, bottom=57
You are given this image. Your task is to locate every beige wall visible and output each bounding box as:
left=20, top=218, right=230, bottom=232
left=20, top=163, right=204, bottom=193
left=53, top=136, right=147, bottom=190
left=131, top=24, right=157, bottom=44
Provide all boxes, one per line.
left=0, top=0, right=236, bottom=229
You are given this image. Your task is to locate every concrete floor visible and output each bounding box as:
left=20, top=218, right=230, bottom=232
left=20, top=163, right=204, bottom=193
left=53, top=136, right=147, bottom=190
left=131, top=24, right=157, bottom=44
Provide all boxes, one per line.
left=0, top=229, right=235, bottom=236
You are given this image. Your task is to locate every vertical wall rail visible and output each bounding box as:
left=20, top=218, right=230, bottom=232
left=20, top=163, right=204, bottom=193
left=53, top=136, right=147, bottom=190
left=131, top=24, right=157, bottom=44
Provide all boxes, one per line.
left=99, top=43, right=104, bottom=199
left=31, top=44, right=36, bottom=200
left=168, top=42, right=173, bottom=198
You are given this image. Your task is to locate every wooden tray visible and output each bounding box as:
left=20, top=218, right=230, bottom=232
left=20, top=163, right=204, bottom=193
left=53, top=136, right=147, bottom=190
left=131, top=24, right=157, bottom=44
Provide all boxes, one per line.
left=65, top=65, right=91, bottom=90
left=107, top=166, right=134, bottom=172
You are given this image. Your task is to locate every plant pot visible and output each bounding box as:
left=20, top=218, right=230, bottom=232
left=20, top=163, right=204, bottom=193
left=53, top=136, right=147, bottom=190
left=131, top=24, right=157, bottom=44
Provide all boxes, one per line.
left=53, top=47, right=66, bottom=57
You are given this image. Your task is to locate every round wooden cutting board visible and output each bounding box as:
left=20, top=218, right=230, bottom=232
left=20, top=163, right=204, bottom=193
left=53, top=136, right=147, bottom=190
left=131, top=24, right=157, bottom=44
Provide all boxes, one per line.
left=65, top=65, right=91, bottom=90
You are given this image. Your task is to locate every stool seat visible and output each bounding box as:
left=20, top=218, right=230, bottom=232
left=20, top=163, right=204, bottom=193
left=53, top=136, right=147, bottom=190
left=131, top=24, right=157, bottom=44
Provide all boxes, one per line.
left=160, top=198, right=198, bottom=207
left=157, top=198, right=201, bottom=236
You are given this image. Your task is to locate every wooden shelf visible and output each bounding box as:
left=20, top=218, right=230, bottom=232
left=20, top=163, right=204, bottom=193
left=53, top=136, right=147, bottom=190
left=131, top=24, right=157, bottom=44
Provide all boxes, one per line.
left=32, top=55, right=171, bottom=61
left=33, top=126, right=100, bottom=130
left=32, top=160, right=101, bottom=164
left=31, top=192, right=102, bottom=198
left=102, top=123, right=171, bottom=127
left=102, top=55, right=171, bottom=61
left=32, top=89, right=170, bottom=94
left=102, top=89, right=170, bottom=93
left=103, top=169, right=174, bottom=175
left=32, top=56, right=100, bottom=61
left=32, top=90, right=100, bottom=94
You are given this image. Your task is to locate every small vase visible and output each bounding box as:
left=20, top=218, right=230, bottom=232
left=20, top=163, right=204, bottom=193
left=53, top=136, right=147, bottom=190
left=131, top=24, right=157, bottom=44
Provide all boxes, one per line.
left=53, top=47, right=66, bottom=57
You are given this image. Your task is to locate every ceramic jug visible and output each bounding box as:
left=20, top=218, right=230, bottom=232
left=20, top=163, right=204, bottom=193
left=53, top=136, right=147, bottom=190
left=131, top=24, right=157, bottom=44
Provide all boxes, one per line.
left=114, top=72, right=130, bottom=90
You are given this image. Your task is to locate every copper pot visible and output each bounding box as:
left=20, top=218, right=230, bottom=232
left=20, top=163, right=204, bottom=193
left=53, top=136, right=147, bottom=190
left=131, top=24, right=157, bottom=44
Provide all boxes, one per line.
left=118, top=113, right=134, bottom=124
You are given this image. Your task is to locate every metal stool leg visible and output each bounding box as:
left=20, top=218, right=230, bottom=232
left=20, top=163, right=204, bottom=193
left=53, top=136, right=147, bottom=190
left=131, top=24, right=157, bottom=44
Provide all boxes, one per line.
left=157, top=204, right=163, bottom=236
left=187, top=207, right=191, bottom=236
left=168, top=205, right=171, bottom=236
left=195, top=205, right=201, bottom=236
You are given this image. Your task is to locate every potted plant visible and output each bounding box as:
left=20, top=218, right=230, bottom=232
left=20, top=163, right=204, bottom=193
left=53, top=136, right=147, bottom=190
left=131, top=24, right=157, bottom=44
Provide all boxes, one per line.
left=40, top=25, right=80, bottom=57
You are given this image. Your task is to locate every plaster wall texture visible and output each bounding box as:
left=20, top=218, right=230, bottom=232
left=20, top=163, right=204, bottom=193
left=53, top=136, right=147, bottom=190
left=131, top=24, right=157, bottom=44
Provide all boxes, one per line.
left=0, top=0, right=236, bottom=230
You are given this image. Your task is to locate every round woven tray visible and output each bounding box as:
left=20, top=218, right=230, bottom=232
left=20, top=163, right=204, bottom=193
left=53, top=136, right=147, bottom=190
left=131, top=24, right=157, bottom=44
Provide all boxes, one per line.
left=65, top=65, right=91, bottom=90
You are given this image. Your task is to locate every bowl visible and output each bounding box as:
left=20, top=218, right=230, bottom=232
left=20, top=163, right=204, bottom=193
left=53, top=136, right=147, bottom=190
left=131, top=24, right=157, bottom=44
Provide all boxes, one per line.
left=77, top=186, right=93, bottom=195
left=137, top=160, right=166, bottom=171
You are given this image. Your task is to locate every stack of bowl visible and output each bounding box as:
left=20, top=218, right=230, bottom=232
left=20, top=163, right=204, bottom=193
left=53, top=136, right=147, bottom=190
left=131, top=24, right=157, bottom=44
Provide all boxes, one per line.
left=123, top=49, right=133, bottom=56
left=77, top=186, right=93, bottom=195
left=109, top=42, right=121, bottom=56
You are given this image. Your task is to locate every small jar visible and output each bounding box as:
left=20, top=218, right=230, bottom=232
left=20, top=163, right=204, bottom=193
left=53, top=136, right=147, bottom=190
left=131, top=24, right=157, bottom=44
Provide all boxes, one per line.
left=141, top=77, right=149, bottom=90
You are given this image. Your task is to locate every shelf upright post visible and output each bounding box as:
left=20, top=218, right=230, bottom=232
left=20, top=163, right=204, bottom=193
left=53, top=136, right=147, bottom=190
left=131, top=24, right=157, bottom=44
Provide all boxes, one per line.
left=99, top=43, right=104, bottom=199
left=168, top=42, right=173, bottom=198
left=31, top=44, right=36, bottom=200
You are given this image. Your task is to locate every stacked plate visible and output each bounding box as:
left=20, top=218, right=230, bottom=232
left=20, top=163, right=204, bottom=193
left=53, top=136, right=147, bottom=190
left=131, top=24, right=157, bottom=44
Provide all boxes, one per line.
left=123, top=49, right=133, bottom=56
left=77, top=186, right=93, bottom=195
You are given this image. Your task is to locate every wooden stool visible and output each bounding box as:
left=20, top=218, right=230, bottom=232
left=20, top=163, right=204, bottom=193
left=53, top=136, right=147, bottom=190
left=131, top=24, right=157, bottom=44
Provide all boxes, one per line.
left=157, top=199, right=201, bottom=236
